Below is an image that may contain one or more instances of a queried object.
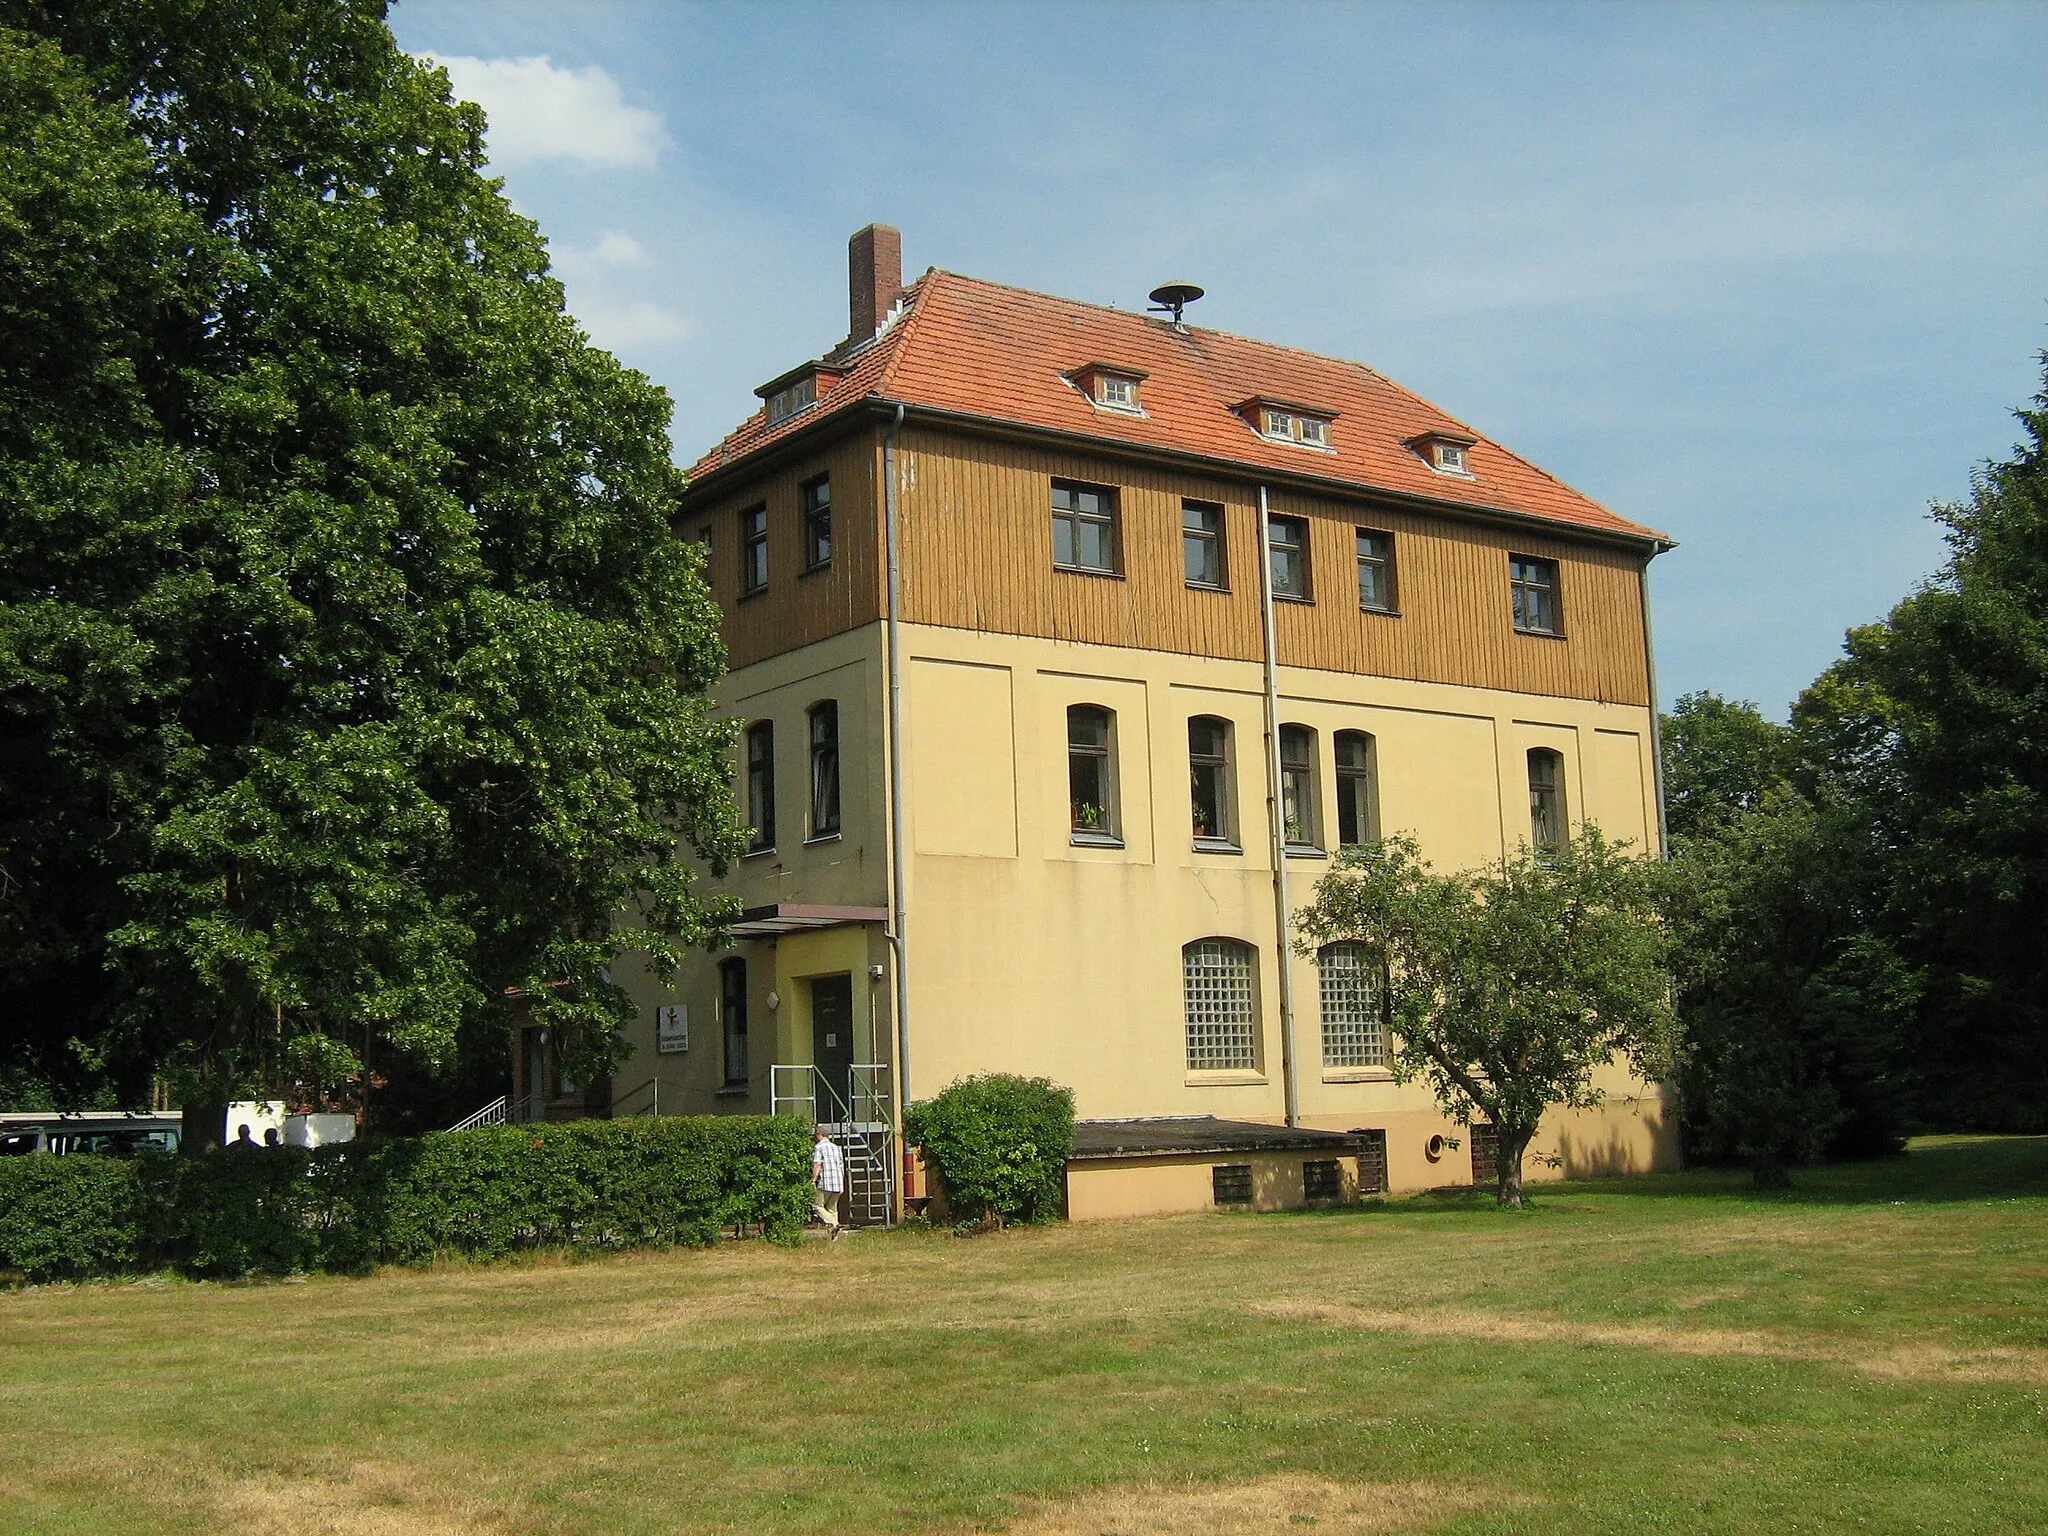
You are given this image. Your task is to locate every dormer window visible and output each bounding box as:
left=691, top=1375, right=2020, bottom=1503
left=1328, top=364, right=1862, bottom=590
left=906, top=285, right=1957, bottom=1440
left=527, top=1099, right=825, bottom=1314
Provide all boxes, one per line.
left=766, top=378, right=816, bottom=425
left=755, top=363, right=844, bottom=427
left=1066, top=362, right=1149, bottom=416
left=1240, top=397, right=1337, bottom=450
left=1411, top=430, right=1478, bottom=477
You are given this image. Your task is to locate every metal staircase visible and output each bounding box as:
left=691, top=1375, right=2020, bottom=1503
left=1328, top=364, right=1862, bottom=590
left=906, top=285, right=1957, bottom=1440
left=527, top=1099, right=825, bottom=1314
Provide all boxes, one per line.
left=771, top=1063, right=896, bottom=1227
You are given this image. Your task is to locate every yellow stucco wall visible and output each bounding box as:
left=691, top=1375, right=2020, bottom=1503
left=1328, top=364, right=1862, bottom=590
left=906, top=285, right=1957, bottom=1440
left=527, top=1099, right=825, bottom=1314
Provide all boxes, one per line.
left=609, top=616, right=1678, bottom=1197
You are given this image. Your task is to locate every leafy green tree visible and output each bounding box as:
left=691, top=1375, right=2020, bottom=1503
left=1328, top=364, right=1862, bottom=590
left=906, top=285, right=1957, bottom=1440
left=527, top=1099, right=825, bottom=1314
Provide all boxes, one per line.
left=1792, top=366, right=2048, bottom=1131
left=1661, top=789, right=1913, bottom=1184
left=1661, top=691, right=1798, bottom=845
left=0, top=2, right=743, bottom=1137
left=1297, top=830, right=1676, bottom=1206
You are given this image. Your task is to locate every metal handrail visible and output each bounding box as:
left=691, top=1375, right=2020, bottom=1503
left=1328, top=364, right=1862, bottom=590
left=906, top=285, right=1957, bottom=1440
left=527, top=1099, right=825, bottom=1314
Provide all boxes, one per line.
left=447, top=1095, right=508, bottom=1133
left=771, top=1063, right=896, bottom=1226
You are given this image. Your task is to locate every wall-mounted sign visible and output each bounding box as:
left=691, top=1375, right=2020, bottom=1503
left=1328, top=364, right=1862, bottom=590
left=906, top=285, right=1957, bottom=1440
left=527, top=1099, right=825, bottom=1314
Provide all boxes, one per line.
left=656, top=1004, right=689, bottom=1054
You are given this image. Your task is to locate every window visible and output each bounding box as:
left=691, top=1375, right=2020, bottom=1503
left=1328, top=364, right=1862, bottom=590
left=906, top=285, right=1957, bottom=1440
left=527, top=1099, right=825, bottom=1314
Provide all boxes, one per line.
left=1212, top=1163, right=1253, bottom=1205
left=740, top=504, right=768, bottom=596
left=1528, top=748, right=1566, bottom=849
left=1510, top=555, right=1561, bottom=635
left=719, top=958, right=749, bottom=1087
left=1279, top=724, right=1319, bottom=850
left=1184, top=939, right=1258, bottom=1070
left=1434, top=441, right=1467, bottom=474
left=766, top=377, right=816, bottom=425
left=1318, top=942, right=1386, bottom=1068
left=1303, top=1159, right=1343, bottom=1201
left=1051, top=480, right=1118, bottom=573
left=802, top=475, right=832, bottom=570
left=744, top=721, right=775, bottom=853
left=1259, top=406, right=1333, bottom=448
left=1268, top=515, right=1309, bottom=600
left=1183, top=501, right=1226, bottom=590
left=1067, top=705, right=1120, bottom=843
left=1096, top=373, right=1140, bottom=411
left=1355, top=530, right=1394, bottom=613
left=1188, top=716, right=1234, bottom=846
left=1334, top=731, right=1379, bottom=849
left=808, top=701, right=840, bottom=839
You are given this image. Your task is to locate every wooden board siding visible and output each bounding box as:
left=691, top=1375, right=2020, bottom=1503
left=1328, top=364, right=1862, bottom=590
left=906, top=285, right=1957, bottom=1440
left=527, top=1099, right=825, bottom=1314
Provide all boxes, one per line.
left=681, top=431, right=882, bottom=673
left=893, top=425, right=1653, bottom=707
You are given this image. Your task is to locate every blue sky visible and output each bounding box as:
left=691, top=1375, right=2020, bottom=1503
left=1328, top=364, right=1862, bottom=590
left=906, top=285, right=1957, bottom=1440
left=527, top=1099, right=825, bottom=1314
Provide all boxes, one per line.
left=391, top=0, right=2046, bottom=715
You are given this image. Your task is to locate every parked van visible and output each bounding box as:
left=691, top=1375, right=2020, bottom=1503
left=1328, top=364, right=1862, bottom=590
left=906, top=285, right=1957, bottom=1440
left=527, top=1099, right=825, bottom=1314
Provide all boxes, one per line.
left=0, top=1112, right=182, bottom=1156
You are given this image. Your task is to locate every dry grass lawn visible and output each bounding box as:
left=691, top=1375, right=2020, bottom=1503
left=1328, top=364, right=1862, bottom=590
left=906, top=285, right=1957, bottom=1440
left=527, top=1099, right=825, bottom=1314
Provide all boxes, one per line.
left=1, top=1135, right=2044, bottom=1535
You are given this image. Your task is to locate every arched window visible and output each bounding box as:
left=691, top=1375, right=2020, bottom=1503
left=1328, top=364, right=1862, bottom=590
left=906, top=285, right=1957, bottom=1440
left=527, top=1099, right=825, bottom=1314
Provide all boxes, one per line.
left=719, top=958, right=749, bottom=1088
left=1317, top=942, right=1385, bottom=1068
left=1188, top=716, right=1234, bottom=846
left=1183, top=938, right=1258, bottom=1071
left=1279, top=724, right=1319, bottom=850
left=808, top=701, right=840, bottom=838
left=744, top=721, right=775, bottom=853
left=1334, top=730, right=1379, bottom=849
left=1067, top=705, right=1120, bottom=842
left=1528, top=748, right=1566, bottom=848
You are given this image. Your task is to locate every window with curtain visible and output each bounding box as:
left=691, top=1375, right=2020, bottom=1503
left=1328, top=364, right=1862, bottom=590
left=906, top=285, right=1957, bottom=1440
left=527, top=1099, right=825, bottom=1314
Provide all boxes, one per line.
left=1334, top=730, right=1379, bottom=849
left=1528, top=748, right=1566, bottom=848
left=1279, top=724, right=1319, bottom=849
left=719, top=958, right=748, bottom=1087
left=808, top=701, right=840, bottom=838
left=745, top=721, right=775, bottom=853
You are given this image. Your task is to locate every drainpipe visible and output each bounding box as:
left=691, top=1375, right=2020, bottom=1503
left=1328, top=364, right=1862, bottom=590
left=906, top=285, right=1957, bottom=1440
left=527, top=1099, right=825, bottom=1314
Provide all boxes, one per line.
left=1256, top=486, right=1302, bottom=1128
left=883, top=404, right=912, bottom=1115
left=1638, top=546, right=1672, bottom=861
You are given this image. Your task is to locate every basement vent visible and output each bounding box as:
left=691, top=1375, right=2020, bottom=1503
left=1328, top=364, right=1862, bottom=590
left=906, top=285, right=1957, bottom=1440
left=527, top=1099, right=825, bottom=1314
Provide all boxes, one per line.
left=1212, top=1163, right=1253, bottom=1206
left=1303, top=1159, right=1343, bottom=1202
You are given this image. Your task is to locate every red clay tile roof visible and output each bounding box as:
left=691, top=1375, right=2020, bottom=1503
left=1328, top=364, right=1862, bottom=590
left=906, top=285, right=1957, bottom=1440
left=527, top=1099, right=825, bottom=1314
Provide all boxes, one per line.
left=685, top=270, right=1668, bottom=545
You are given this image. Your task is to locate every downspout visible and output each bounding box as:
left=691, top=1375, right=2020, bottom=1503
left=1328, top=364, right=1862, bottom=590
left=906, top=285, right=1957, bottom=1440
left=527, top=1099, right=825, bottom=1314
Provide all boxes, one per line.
left=883, top=404, right=913, bottom=1115
left=1638, top=545, right=1672, bottom=860
left=1256, top=486, right=1302, bottom=1128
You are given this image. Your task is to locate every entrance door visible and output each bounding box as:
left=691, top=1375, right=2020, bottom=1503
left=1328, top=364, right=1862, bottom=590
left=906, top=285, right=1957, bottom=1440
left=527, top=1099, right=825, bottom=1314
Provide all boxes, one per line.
left=810, top=975, right=855, bottom=1122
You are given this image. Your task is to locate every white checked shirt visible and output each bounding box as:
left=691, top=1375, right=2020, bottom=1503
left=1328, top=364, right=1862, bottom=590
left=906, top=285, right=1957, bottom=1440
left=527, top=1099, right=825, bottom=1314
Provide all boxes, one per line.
left=812, top=1135, right=846, bottom=1194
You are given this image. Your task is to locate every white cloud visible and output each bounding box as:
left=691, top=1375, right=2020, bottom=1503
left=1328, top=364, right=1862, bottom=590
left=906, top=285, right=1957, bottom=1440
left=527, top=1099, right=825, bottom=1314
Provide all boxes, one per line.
left=573, top=299, right=695, bottom=349
left=430, top=54, right=665, bottom=169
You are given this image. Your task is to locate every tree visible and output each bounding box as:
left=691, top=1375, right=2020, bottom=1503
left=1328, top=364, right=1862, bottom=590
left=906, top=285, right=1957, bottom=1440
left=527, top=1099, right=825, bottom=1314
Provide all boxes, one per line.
left=0, top=2, right=744, bottom=1136
left=1792, top=363, right=2048, bottom=1131
left=1297, top=830, right=1676, bottom=1206
left=1660, top=691, right=1798, bottom=845
left=1661, top=788, right=1913, bottom=1184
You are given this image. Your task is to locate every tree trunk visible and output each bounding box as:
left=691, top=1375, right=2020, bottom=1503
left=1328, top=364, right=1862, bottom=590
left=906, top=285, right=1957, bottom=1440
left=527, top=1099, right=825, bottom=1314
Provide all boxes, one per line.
left=180, top=1091, right=227, bottom=1155
left=1496, top=1125, right=1536, bottom=1207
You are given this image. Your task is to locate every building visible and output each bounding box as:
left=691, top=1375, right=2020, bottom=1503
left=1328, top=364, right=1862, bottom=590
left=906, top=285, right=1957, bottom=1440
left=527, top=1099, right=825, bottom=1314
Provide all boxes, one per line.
left=514, top=224, right=1681, bottom=1220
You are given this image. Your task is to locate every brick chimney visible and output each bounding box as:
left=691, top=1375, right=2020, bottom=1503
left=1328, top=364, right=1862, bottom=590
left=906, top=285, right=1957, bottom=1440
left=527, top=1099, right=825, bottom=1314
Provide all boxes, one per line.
left=847, top=223, right=903, bottom=345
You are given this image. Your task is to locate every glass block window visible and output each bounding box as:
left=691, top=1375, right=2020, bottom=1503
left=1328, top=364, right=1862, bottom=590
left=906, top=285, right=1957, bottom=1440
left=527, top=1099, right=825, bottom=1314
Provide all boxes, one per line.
left=1212, top=1163, right=1253, bottom=1205
left=1184, top=939, right=1258, bottom=1070
left=1318, top=942, right=1385, bottom=1068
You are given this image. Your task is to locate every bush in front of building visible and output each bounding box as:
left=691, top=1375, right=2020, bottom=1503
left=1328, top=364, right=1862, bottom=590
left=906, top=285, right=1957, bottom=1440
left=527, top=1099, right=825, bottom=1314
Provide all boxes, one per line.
left=0, top=1155, right=144, bottom=1280
left=906, top=1074, right=1075, bottom=1230
left=0, top=1114, right=812, bottom=1282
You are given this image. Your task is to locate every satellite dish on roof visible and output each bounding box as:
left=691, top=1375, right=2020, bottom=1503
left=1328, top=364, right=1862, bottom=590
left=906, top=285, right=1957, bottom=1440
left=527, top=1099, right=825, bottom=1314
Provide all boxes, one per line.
left=1147, top=281, right=1204, bottom=326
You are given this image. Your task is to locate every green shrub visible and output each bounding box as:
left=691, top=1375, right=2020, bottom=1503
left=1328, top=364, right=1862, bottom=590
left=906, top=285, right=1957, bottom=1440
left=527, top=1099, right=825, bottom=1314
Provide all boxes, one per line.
left=906, top=1074, right=1074, bottom=1228
left=0, top=1114, right=812, bottom=1281
left=0, top=1156, right=143, bottom=1280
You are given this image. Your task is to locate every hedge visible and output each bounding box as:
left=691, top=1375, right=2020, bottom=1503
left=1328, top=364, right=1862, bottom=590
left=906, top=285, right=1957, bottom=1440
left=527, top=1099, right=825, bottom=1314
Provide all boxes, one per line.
left=905, top=1073, right=1074, bottom=1229
left=0, top=1113, right=812, bottom=1282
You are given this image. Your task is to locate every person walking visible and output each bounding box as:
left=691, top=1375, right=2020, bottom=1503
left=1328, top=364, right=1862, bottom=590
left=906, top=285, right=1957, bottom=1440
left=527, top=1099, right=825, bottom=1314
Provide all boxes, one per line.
left=811, top=1125, right=846, bottom=1239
